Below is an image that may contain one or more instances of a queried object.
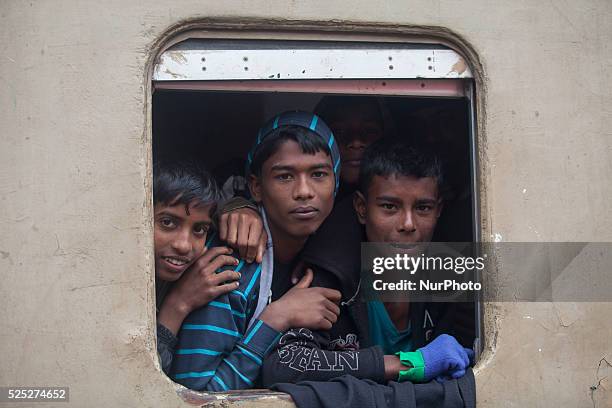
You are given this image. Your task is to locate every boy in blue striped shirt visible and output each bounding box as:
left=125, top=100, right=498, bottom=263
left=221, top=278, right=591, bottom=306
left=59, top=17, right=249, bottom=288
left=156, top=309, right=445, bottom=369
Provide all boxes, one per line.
left=170, top=111, right=343, bottom=391
left=154, top=160, right=271, bottom=374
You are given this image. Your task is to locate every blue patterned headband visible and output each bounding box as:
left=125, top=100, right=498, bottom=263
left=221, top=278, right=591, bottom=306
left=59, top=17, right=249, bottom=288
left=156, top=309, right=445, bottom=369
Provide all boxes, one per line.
left=246, top=111, right=341, bottom=194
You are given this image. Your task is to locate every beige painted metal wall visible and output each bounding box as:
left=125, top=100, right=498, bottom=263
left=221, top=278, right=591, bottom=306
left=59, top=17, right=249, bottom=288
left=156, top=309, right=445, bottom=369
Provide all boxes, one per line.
left=1, top=1, right=611, bottom=406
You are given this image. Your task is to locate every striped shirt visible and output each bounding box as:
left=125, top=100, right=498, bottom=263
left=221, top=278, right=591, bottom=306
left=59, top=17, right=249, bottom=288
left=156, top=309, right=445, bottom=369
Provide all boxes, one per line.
left=170, top=237, right=281, bottom=391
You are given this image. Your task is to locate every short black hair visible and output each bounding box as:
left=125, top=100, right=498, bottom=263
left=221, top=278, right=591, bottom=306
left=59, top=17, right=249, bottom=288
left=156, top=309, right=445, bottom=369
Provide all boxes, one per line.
left=249, top=125, right=331, bottom=177
left=153, top=160, right=221, bottom=209
left=359, top=138, right=444, bottom=195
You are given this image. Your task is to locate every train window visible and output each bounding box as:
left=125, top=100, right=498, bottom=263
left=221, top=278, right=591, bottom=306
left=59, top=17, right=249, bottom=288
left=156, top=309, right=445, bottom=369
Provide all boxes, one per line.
left=152, top=39, right=481, bottom=402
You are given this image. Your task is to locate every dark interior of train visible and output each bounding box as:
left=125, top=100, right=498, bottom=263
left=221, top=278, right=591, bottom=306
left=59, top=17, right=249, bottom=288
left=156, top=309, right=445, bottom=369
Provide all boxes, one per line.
left=154, top=90, right=474, bottom=241
left=153, top=89, right=478, bottom=357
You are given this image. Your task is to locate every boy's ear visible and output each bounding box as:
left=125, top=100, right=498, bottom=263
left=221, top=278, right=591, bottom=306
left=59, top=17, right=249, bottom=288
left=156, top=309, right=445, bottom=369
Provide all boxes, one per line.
left=248, top=174, right=263, bottom=203
left=353, top=191, right=367, bottom=225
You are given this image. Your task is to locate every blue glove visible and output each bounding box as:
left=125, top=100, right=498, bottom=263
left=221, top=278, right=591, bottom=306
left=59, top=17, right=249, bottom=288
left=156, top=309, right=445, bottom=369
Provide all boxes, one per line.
left=418, top=334, right=473, bottom=382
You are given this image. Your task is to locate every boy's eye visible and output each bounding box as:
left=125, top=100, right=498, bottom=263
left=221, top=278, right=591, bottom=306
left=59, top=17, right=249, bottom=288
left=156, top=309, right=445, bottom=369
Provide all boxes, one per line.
left=160, top=218, right=176, bottom=228
left=312, top=171, right=328, bottom=178
left=193, top=224, right=209, bottom=236
left=380, top=203, right=397, bottom=210
left=416, top=205, right=433, bottom=212
left=276, top=173, right=293, bottom=181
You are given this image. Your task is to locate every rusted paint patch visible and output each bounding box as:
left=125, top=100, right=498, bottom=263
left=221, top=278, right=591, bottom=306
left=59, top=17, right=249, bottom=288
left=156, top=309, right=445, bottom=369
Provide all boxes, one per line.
left=163, top=68, right=186, bottom=79
left=449, top=57, right=468, bottom=76
left=168, top=50, right=188, bottom=65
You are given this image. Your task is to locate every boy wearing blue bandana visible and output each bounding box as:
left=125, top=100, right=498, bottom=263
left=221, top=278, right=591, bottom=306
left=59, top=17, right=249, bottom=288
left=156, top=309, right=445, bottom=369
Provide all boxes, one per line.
left=170, top=112, right=343, bottom=391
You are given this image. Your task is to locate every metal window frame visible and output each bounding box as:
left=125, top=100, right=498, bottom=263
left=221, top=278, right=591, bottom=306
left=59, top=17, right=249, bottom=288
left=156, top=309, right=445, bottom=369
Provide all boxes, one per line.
left=153, top=39, right=472, bottom=82
left=154, top=78, right=468, bottom=97
left=151, top=37, right=483, bottom=402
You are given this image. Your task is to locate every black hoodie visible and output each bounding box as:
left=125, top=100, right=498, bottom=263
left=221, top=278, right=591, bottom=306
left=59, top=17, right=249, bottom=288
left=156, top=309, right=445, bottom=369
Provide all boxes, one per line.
left=262, top=195, right=476, bottom=407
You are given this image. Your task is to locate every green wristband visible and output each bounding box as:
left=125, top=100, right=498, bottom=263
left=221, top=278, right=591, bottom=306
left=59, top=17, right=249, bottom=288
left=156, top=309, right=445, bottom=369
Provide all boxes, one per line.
left=396, top=350, right=425, bottom=383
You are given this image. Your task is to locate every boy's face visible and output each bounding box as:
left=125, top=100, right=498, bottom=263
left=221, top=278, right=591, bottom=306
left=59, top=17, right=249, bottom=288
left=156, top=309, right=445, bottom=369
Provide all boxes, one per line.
left=154, top=201, right=214, bottom=282
left=250, top=139, right=335, bottom=243
left=354, top=174, right=442, bottom=244
left=327, top=104, right=383, bottom=186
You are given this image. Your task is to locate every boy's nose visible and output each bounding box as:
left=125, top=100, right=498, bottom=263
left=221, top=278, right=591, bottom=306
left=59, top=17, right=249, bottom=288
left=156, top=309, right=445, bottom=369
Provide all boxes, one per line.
left=346, top=135, right=367, bottom=150
left=171, top=230, right=192, bottom=254
left=398, top=210, right=417, bottom=234
left=293, top=175, right=315, bottom=200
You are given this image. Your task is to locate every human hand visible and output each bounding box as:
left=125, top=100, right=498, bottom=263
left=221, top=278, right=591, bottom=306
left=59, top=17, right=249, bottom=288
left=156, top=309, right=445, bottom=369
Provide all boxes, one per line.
left=290, top=260, right=306, bottom=285
left=260, top=269, right=341, bottom=332
left=158, top=246, right=241, bottom=334
left=218, top=207, right=267, bottom=263
left=418, top=334, right=474, bottom=382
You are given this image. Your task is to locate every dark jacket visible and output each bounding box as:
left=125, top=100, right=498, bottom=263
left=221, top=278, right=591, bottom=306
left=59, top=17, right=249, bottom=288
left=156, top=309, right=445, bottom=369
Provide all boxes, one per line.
left=262, top=195, right=476, bottom=407
left=272, top=370, right=475, bottom=408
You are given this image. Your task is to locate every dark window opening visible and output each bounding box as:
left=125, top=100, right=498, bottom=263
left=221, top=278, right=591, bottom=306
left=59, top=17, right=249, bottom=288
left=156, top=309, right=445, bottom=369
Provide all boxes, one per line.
left=152, top=89, right=480, bottom=370
left=153, top=91, right=474, bottom=242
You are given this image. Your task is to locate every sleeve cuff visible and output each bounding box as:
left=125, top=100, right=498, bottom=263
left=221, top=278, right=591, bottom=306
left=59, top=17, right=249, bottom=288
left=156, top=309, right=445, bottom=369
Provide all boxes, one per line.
left=238, top=319, right=282, bottom=357
left=397, top=350, right=426, bottom=382
left=157, top=323, right=178, bottom=350
left=368, top=345, right=387, bottom=383
left=220, top=197, right=258, bottom=214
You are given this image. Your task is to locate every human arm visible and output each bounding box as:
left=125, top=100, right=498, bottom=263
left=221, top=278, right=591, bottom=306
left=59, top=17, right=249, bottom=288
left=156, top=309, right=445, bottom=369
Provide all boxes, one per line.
left=262, top=269, right=390, bottom=385
left=156, top=246, right=240, bottom=374
left=263, top=272, right=474, bottom=385
left=271, top=370, right=476, bottom=408
left=157, top=246, right=241, bottom=336
left=172, top=315, right=283, bottom=391
left=262, top=325, right=388, bottom=386
left=397, top=334, right=474, bottom=383
left=170, top=265, right=343, bottom=391
left=169, top=258, right=282, bottom=391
